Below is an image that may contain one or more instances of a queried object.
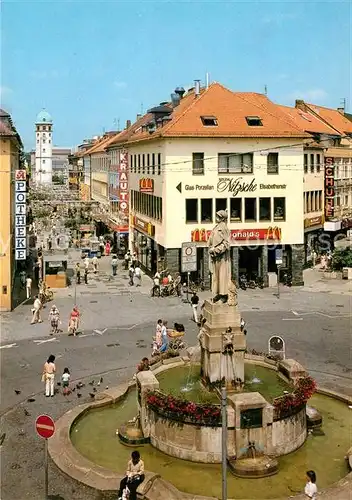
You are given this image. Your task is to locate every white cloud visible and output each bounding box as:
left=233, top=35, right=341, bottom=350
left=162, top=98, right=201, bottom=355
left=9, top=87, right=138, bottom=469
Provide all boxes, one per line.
left=113, top=81, right=127, bottom=89
left=0, top=86, right=13, bottom=97
left=288, top=88, right=328, bottom=103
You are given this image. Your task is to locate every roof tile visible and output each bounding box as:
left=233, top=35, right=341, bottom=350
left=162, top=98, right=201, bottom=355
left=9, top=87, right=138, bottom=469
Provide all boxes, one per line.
left=303, top=103, right=352, bottom=135
left=277, top=105, right=340, bottom=136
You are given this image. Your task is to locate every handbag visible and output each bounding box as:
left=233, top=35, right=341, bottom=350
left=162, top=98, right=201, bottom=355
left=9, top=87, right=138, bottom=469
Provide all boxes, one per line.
left=41, top=372, right=46, bottom=383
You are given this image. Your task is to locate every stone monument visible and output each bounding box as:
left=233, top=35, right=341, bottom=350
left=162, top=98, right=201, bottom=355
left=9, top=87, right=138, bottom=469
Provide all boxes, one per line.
left=200, top=210, right=246, bottom=391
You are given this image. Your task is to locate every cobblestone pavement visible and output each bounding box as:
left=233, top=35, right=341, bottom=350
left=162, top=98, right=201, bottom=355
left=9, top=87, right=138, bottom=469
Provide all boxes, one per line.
left=1, top=253, right=351, bottom=499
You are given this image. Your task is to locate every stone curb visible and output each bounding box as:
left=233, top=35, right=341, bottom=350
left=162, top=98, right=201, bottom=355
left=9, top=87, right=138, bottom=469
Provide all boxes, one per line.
left=48, top=359, right=352, bottom=500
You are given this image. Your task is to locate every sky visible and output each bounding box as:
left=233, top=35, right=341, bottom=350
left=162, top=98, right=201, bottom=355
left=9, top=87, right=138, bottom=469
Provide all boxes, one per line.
left=1, top=0, right=351, bottom=150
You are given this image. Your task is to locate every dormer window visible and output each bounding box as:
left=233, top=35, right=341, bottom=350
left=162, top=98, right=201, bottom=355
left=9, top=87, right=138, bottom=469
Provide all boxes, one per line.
left=201, top=116, right=218, bottom=126
left=246, top=116, right=263, bottom=126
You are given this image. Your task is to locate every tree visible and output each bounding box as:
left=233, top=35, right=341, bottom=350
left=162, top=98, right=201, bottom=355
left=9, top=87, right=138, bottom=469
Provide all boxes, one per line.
left=52, top=174, right=65, bottom=185
left=332, top=247, right=352, bottom=270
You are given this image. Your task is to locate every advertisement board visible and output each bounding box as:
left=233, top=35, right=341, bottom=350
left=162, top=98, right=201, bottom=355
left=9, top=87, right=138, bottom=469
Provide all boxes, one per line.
left=118, top=151, right=129, bottom=217
left=191, top=227, right=282, bottom=243
left=15, top=170, right=27, bottom=260
left=324, top=157, right=335, bottom=220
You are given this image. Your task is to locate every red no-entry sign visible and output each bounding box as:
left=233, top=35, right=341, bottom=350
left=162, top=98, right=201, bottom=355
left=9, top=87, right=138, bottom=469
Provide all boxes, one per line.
left=35, top=414, right=55, bottom=439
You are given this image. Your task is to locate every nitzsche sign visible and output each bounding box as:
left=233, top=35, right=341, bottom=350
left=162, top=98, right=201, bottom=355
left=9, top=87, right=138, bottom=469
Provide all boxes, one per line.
left=15, top=170, right=27, bottom=260
left=191, top=226, right=282, bottom=242
left=217, top=178, right=286, bottom=196
left=324, top=157, right=335, bottom=220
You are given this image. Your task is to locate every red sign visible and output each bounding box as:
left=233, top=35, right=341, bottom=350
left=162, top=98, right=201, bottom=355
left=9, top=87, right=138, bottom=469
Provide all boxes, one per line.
left=118, top=151, right=129, bottom=216
left=139, top=178, right=154, bottom=193
left=35, top=414, right=55, bottom=439
left=132, top=215, right=155, bottom=237
left=324, top=157, right=335, bottom=220
left=191, top=227, right=282, bottom=243
left=15, top=170, right=26, bottom=181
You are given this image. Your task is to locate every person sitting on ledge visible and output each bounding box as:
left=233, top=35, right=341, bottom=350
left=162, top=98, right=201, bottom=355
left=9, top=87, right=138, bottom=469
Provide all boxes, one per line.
left=118, top=450, right=145, bottom=500
left=137, top=357, right=150, bottom=373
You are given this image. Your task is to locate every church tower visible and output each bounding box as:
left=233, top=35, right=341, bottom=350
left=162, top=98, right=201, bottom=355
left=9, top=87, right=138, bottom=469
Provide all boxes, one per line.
left=35, top=109, right=53, bottom=185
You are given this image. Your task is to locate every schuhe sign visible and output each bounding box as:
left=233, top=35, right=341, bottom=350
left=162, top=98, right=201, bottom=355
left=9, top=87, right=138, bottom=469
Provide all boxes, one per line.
left=191, top=226, right=282, bottom=242
left=324, top=157, right=335, bottom=219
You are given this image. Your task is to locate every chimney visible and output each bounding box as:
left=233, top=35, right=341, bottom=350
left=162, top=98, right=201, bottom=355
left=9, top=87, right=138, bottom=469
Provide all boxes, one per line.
left=126, top=120, right=131, bottom=129
left=136, top=114, right=142, bottom=121
left=337, top=107, right=345, bottom=115
left=194, top=80, right=201, bottom=97
left=295, top=99, right=306, bottom=111
left=171, top=92, right=181, bottom=108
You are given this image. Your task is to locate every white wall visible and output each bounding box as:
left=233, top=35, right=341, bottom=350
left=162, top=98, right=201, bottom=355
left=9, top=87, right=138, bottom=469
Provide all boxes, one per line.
left=163, top=138, right=304, bottom=248
left=35, top=125, right=53, bottom=185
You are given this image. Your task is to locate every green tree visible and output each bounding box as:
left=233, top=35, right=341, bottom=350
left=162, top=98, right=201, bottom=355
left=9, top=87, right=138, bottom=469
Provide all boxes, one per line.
left=332, top=247, right=352, bottom=270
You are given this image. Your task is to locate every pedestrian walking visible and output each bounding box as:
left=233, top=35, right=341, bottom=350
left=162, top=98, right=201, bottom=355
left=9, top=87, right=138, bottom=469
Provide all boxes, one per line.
left=129, top=265, right=134, bottom=286
left=75, top=262, right=81, bottom=284
left=61, top=367, right=71, bottom=395
left=26, top=276, right=32, bottom=299
left=117, top=450, right=145, bottom=500
left=84, top=268, right=88, bottom=284
left=134, top=265, right=142, bottom=286
left=68, top=306, right=80, bottom=335
left=304, top=470, right=317, bottom=499
left=131, top=252, right=137, bottom=267
left=42, top=354, right=56, bottom=397
left=191, top=292, right=199, bottom=323
left=31, top=295, right=43, bottom=324
left=49, top=304, right=60, bottom=334
left=152, top=272, right=160, bottom=297
left=111, top=255, right=118, bottom=276
left=105, top=241, right=111, bottom=256
left=124, top=250, right=131, bottom=270
left=84, top=256, right=90, bottom=271
left=92, top=255, right=98, bottom=274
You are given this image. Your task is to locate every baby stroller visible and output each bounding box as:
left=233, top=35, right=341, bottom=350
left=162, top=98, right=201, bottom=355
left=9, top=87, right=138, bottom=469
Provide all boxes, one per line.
left=168, top=323, right=187, bottom=351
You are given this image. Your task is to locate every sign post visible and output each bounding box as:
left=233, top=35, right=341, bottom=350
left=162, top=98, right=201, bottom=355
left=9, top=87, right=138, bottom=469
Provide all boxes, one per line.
left=181, top=243, right=197, bottom=304
left=275, top=249, right=283, bottom=299
left=36, top=414, right=55, bottom=499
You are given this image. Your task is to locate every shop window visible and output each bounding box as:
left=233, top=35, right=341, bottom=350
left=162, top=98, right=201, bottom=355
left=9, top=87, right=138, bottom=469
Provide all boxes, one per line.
left=310, top=153, right=314, bottom=173
left=259, top=198, right=271, bottom=221
left=192, top=153, right=204, bottom=175
left=186, top=199, right=198, bottom=223
left=316, top=154, right=321, bottom=173
left=138, top=155, right=141, bottom=174
left=267, top=153, right=279, bottom=174
left=157, top=153, right=161, bottom=175
left=216, top=198, right=227, bottom=214
left=201, top=199, right=213, bottom=223
left=245, top=198, right=256, bottom=221
left=147, top=153, right=150, bottom=175
left=304, top=154, right=308, bottom=173
left=274, top=197, right=286, bottom=221
left=230, top=198, right=241, bottom=221
left=152, top=153, right=155, bottom=175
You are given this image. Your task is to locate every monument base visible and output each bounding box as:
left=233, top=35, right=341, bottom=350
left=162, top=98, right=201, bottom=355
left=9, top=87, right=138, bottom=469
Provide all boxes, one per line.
left=200, top=299, right=246, bottom=389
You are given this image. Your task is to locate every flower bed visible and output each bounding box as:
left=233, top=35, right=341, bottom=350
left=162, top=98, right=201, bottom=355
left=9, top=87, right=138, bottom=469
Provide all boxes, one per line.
left=146, top=390, right=221, bottom=427
left=273, top=375, right=316, bottom=419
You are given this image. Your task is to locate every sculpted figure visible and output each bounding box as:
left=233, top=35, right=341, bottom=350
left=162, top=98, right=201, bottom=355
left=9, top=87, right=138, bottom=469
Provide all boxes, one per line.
left=227, top=280, right=238, bottom=307
left=208, top=210, right=231, bottom=303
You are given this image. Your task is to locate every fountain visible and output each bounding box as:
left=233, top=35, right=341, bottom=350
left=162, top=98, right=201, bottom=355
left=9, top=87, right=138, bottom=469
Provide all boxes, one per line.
left=48, top=211, right=352, bottom=499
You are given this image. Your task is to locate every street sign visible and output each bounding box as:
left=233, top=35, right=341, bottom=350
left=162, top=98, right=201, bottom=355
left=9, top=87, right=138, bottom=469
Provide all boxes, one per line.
left=275, top=249, right=283, bottom=265
left=181, top=242, right=197, bottom=273
left=35, top=414, right=55, bottom=439
left=268, top=336, right=286, bottom=360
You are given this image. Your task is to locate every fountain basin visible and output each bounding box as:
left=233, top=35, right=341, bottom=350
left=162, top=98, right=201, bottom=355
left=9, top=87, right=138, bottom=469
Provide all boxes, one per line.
left=228, top=455, right=279, bottom=478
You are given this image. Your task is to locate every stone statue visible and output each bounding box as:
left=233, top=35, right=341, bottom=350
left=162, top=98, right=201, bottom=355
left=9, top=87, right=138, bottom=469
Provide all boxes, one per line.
left=227, top=280, right=238, bottom=307
left=208, top=210, right=231, bottom=303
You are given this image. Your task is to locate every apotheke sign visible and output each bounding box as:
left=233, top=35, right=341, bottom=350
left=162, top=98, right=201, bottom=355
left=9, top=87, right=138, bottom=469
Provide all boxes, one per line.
left=15, top=170, right=27, bottom=260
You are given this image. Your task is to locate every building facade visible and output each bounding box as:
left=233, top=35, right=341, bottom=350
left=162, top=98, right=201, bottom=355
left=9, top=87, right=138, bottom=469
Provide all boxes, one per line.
left=34, top=109, right=53, bottom=185
left=124, top=83, right=308, bottom=285
left=0, top=109, right=25, bottom=311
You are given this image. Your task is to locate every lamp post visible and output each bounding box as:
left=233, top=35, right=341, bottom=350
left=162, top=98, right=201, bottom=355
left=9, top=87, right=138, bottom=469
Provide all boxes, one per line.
left=218, top=332, right=228, bottom=500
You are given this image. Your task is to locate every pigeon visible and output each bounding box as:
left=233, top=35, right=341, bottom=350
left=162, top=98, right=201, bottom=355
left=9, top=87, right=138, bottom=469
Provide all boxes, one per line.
left=88, top=380, right=94, bottom=386
left=99, top=377, right=103, bottom=383
left=89, top=393, right=95, bottom=398
left=57, top=382, right=61, bottom=386
left=77, top=382, right=85, bottom=388
left=24, top=408, right=30, bottom=417
left=93, top=387, right=97, bottom=392
left=77, top=393, right=82, bottom=398
left=14, top=390, right=21, bottom=395
left=71, top=387, right=76, bottom=392
left=27, top=398, right=35, bottom=403
left=0, top=433, right=6, bottom=446
left=105, top=386, right=109, bottom=390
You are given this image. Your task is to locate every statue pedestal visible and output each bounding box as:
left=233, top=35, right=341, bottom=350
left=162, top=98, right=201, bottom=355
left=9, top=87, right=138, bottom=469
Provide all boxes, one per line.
left=201, top=299, right=246, bottom=390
